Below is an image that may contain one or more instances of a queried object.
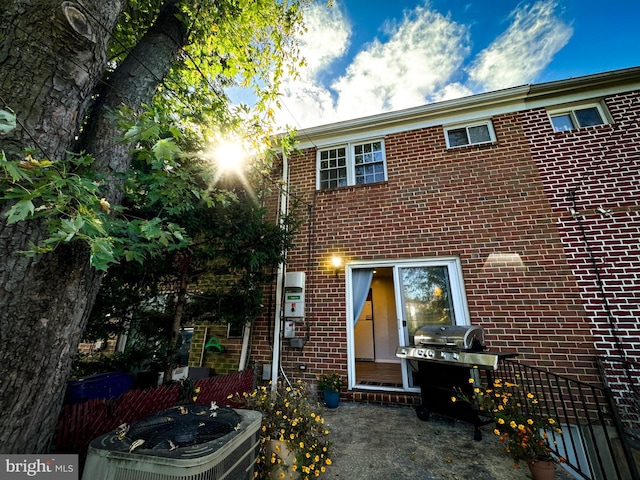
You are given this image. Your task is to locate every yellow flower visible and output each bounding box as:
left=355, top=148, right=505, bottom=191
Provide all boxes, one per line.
left=510, top=421, right=517, bottom=429
left=279, top=472, right=285, bottom=479
left=527, top=393, right=534, bottom=399
left=99, top=198, right=111, bottom=213
left=527, top=419, right=534, bottom=425
left=548, top=418, right=556, bottom=425
left=468, top=378, right=475, bottom=384
left=300, top=442, right=305, bottom=449
left=451, top=396, right=457, bottom=403
left=325, top=459, right=332, bottom=465
left=498, top=418, right=505, bottom=424
left=494, top=429, right=501, bottom=436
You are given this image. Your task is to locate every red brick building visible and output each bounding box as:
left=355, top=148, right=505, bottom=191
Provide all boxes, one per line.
left=242, top=67, right=640, bottom=405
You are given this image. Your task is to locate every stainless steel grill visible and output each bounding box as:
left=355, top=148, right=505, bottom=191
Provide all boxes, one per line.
left=396, top=325, right=516, bottom=440
left=396, top=324, right=503, bottom=370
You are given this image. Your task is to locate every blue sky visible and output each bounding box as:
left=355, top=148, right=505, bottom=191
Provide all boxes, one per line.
left=272, top=0, right=640, bottom=129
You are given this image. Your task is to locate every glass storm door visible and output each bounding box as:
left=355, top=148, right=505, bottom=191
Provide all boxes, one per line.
left=396, top=262, right=469, bottom=389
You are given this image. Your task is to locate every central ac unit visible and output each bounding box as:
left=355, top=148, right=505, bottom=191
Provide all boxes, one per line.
left=82, top=406, right=261, bottom=480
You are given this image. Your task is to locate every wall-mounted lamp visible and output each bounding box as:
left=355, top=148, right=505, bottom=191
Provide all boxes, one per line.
left=331, top=256, right=343, bottom=278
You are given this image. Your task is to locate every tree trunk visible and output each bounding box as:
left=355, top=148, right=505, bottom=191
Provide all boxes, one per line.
left=0, top=0, right=188, bottom=453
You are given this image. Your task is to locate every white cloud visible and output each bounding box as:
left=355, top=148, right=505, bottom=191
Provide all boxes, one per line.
left=332, top=6, right=470, bottom=118
left=274, top=0, right=574, bottom=130
left=276, top=3, right=471, bottom=129
left=274, top=2, right=351, bottom=129
left=467, top=0, right=573, bottom=91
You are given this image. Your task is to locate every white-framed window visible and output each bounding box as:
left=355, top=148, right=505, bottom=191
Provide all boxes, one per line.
left=444, top=120, right=496, bottom=148
left=318, top=139, right=387, bottom=189
left=548, top=103, right=608, bottom=132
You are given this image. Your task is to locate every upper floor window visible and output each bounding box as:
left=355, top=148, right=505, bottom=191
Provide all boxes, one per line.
left=548, top=104, right=607, bottom=132
left=318, top=140, right=386, bottom=189
left=444, top=120, right=496, bottom=148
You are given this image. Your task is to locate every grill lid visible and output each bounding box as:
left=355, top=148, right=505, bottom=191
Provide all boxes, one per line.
left=414, top=325, right=485, bottom=351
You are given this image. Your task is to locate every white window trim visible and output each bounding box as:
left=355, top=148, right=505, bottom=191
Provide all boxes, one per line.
left=547, top=102, right=610, bottom=132
left=316, top=138, right=388, bottom=190
left=444, top=119, right=496, bottom=149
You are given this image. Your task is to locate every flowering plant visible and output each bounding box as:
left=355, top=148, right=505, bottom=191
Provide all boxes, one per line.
left=453, top=376, right=564, bottom=467
left=317, top=372, right=344, bottom=393
left=234, top=380, right=332, bottom=479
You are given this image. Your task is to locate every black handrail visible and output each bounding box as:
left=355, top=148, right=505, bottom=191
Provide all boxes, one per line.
left=493, top=359, right=639, bottom=480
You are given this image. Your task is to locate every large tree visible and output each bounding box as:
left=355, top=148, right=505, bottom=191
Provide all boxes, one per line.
left=0, top=0, right=307, bottom=453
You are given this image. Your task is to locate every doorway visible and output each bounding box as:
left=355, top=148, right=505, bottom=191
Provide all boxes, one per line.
left=347, top=258, right=470, bottom=392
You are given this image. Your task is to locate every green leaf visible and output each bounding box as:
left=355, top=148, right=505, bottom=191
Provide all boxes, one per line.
left=0, top=108, right=17, bottom=134
left=152, top=138, right=181, bottom=161
left=4, top=199, right=35, bottom=224
left=90, top=238, right=117, bottom=271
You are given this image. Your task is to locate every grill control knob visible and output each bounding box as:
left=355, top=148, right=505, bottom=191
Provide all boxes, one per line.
left=417, top=349, right=425, bottom=357
left=427, top=350, right=435, bottom=358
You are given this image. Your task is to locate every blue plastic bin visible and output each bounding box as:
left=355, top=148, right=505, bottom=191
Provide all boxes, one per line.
left=66, top=371, right=133, bottom=403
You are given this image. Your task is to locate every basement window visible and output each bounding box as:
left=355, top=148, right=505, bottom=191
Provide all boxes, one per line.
left=444, top=120, right=496, bottom=148
left=548, top=104, right=608, bottom=132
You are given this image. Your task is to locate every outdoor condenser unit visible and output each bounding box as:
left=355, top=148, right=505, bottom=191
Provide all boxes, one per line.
left=82, top=407, right=261, bottom=480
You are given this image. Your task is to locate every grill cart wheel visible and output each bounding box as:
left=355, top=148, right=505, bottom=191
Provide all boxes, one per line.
left=415, top=404, right=430, bottom=421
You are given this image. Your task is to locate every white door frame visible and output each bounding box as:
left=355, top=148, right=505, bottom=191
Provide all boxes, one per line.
left=345, top=257, right=470, bottom=392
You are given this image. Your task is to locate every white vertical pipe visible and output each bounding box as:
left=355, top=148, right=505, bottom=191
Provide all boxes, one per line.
left=238, top=322, right=250, bottom=371
left=271, top=149, right=289, bottom=392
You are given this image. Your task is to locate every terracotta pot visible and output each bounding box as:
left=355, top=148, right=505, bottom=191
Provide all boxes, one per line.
left=267, top=439, right=297, bottom=480
left=527, top=459, right=555, bottom=480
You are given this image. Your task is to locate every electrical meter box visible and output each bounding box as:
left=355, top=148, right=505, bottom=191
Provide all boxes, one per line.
left=284, top=271, right=305, bottom=319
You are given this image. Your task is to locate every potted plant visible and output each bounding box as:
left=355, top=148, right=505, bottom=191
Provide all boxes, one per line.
left=235, top=381, right=333, bottom=479
left=453, top=376, right=565, bottom=480
left=317, top=372, right=344, bottom=409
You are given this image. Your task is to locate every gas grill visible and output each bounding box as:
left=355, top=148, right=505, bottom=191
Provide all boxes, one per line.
left=395, top=324, right=503, bottom=370
left=396, top=325, right=516, bottom=440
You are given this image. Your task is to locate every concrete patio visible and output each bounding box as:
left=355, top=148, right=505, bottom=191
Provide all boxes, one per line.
left=322, top=402, right=576, bottom=480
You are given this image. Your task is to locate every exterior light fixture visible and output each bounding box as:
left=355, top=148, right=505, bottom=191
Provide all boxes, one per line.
left=331, top=256, right=343, bottom=277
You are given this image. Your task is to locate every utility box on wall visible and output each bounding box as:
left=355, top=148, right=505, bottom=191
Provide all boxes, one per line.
left=284, top=272, right=305, bottom=319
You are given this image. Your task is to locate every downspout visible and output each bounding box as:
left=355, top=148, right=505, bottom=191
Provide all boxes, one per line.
left=238, top=322, right=251, bottom=371
left=271, top=149, right=289, bottom=392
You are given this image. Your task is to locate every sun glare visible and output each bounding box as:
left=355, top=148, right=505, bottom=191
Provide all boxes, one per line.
left=212, top=137, right=246, bottom=173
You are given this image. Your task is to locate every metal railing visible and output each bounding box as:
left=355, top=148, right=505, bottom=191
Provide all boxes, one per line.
left=596, top=355, right=640, bottom=443
left=493, top=360, right=639, bottom=480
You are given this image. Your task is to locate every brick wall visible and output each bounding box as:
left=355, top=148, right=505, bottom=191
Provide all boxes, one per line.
left=252, top=106, right=611, bottom=390
left=521, top=90, right=640, bottom=365
left=190, top=324, right=245, bottom=374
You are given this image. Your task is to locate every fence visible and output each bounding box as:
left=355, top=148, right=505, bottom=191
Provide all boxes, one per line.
left=495, top=360, right=639, bottom=480
left=53, top=369, right=256, bottom=466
